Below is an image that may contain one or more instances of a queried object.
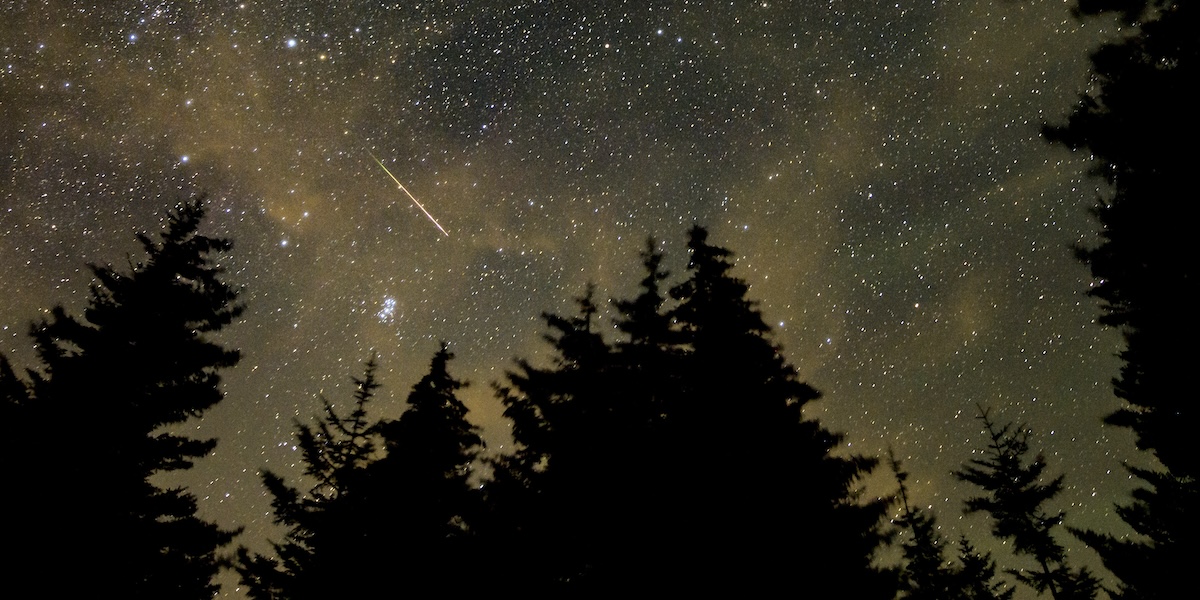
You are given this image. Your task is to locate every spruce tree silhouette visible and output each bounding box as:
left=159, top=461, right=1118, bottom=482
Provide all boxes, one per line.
left=603, top=237, right=688, bottom=589
left=486, top=244, right=689, bottom=593
left=238, top=347, right=483, bottom=598
left=1044, top=3, right=1197, bottom=597
left=0, top=354, right=30, bottom=420
left=663, top=225, right=892, bottom=596
left=955, top=408, right=1100, bottom=600
left=892, top=453, right=959, bottom=600
left=237, top=356, right=382, bottom=599
left=487, top=284, right=624, bottom=591
left=489, top=227, right=891, bottom=595
left=5, top=197, right=243, bottom=598
left=953, top=536, right=1015, bottom=600
left=890, top=452, right=1013, bottom=600
left=365, top=343, right=483, bottom=591
left=613, top=238, right=674, bottom=350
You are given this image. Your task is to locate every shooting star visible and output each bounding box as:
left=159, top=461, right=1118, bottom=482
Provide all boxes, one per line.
left=362, top=146, right=449, bottom=237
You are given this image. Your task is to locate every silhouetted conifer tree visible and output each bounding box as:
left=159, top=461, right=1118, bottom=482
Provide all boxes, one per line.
left=0, top=354, right=29, bottom=420
left=487, top=284, right=628, bottom=590
left=236, top=356, right=381, bottom=599
left=238, top=347, right=483, bottom=598
left=1044, top=3, right=1196, bottom=598
left=953, top=535, right=1015, bottom=600
left=6, top=198, right=242, bottom=598
left=490, top=226, right=891, bottom=594
left=610, top=238, right=682, bottom=452
left=365, top=343, right=483, bottom=590
left=955, top=408, right=1099, bottom=600
left=892, top=453, right=958, bottom=600
left=613, top=238, right=674, bottom=349
left=890, top=452, right=1013, bottom=600
left=0, top=355, right=31, bottom=481
left=660, top=225, right=891, bottom=595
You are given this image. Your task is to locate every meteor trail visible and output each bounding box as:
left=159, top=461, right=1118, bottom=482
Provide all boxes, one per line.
left=362, top=146, right=449, bottom=237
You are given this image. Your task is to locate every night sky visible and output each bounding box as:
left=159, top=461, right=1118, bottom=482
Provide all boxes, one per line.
left=2, top=1, right=1138, bottom=596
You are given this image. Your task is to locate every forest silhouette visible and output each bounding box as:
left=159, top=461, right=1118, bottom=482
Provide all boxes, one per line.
left=2, top=1, right=1191, bottom=598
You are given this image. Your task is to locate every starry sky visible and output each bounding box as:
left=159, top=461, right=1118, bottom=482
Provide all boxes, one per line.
left=2, top=1, right=1138, bottom=596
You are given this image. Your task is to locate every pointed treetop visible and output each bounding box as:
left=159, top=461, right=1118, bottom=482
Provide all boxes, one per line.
left=614, top=237, right=672, bottom=347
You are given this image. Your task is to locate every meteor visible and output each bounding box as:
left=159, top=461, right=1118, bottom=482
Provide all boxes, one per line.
left=362, top=146, right=449, bottom=238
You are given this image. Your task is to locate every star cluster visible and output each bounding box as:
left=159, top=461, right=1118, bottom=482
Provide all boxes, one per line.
left=1, top=2, right=1134, bottom=596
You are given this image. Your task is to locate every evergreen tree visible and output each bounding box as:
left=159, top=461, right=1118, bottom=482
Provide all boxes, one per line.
left=487, top=284, right=626, bottom=590
left=1045, top=3, right=1196, bottom=598
left=7, top=198, right=243, bottom=598
left=953, top=536, right=1015, bottom=600
left=490, top=226, right=891, bottom=594
left=955, top=408, right=1099, bottom=600
left=1049, top=0, right=1195, bottom=489
left=238, top=347, right=484, bottom=598
left=365, top=343, right=483, bottom=590
left=610, top=238, right=681, bottom=445
left=890, top=452, right=1013, bottom=600
left=661, top=225, right=892, bottom=596
left=891, top=453, right=958, bottom=600
left=0, top=354, right=29, bottom=425
left=236, top=356, right=382, bottom=599
left=613, top=237, right=674, bottom=349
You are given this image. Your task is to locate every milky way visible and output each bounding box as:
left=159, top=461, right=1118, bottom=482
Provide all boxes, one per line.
left=1, top=2, right=1136, bottom=596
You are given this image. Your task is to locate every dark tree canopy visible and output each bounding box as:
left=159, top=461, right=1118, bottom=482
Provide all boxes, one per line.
left=6, top=197, right=243, bottom=598
left=237, top=347, right=484, bottom=599
left=237, top=356, right=383, bottom=599
left=891, top=452, right=1014, bottom=600
left=663, top=225, right=891, bottom=595
left=953, top=536, right=1017, bottom=600
left=486, top=284, right=635, bottom=592
left=364, top=343, right=483, bottom=590
left=955, top=408, right=1099, bottom=600
left=1045, top=2, right=1197, bottom=598
left=892, top=454, right=961, bottom=600
left=489, top=226, right=892, bottom=596
left=1047, top=0, right=1195, bottom=481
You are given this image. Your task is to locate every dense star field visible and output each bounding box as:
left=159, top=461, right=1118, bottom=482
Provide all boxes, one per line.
left=2, top=1, right=1138, bottom=595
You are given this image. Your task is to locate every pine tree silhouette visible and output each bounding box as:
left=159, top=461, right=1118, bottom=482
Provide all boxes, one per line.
left=662, top=225, right=892, bottom=596
left=488, top=228, right=892, bottom=594
left=487, top=284, right=626, bottom=591
left=953, top=535, right=1015, bottom=600
left=1044, top=3, right=1197, bottom=597
left=955, top=407, right=1100, bottom=600
left=238, top=347, right=484, bottom=598
left=236, top=356, right=381, bottom=599
left=6, top=197, right=243, bottom=598
left=365, top=343, right=483, bottom=591
left=892, top=452, right=959, bottom=600
left=890, top=452, right=1014, bottom=600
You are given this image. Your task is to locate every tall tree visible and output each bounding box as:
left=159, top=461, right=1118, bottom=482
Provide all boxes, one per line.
left=613, top=237, right=674, bottom=349
left=8, top=198, right=243, bottom=598
left=1045, top=3, right=1196, bottom=598
left=890, top=452, right=1013, bottom=600
left=487, top=245, right=691, bottom=592
left=236, top=356, right=382, bottom=599
left=892, top=453, right=959, bottom=600
left=490, top=227, right=892, bottom=594
left=365, top=343, right=483, bottom=591
left=238, top=347, right=484, bottom=598
left=487, top=284, right=627, bottom=590
left=1049, top=0, right=1195, bottom=489
left=953, top=535, right=1015, bottom=600
left=955, top=408, right=1099, bottom=600
left=610, top=238, right=682, bottom=446
left=662, top=225, right=892, bottom=596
